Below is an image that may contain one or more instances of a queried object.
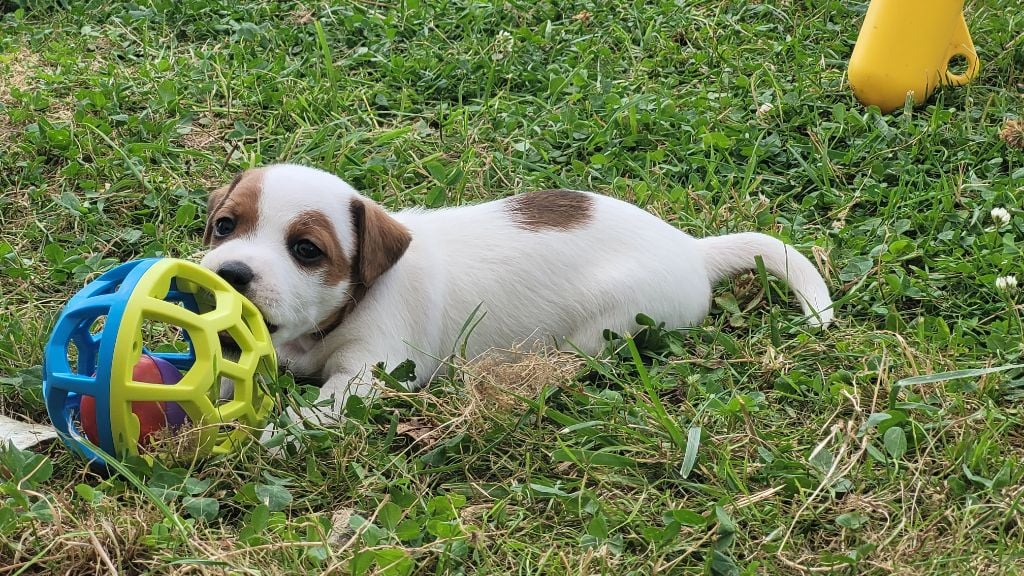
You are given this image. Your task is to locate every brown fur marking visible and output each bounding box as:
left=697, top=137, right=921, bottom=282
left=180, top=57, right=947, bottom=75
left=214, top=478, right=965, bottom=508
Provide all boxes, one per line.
left=286, top=209, right=350, bottom=286
left=311, top=198, right=411, bottom=340
left=204, top=169, right=265, bottom=245
left=349, top=198, right=412, bottom=287
left=505, top=189, right=593, bottom=231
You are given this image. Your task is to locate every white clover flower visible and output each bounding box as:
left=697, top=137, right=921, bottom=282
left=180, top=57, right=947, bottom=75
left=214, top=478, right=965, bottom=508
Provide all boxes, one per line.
left=996, top=275, right=1018, bottom=293
left=991, top=207, right=1011, bottom=228
left=492, top=31, right=514, bottom=61
left=756, top=102, right=774, bottom=119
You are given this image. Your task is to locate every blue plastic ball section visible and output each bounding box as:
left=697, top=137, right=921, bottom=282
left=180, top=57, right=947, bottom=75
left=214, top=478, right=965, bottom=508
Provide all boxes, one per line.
left=42, top=259, right=199, bottom=463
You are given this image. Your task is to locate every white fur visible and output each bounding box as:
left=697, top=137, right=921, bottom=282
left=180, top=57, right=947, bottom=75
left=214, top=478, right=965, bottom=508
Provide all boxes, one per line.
left=201, top=164, right=834, bottom=416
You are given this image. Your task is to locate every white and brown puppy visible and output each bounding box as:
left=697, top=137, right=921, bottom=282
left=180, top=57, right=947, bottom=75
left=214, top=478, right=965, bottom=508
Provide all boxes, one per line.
left=201, top=163, right=833, bottom=414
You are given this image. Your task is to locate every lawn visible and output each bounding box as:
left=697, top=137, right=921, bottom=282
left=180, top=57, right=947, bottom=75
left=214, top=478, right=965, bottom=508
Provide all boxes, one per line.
left=2, top=0, right=1024, bottom=574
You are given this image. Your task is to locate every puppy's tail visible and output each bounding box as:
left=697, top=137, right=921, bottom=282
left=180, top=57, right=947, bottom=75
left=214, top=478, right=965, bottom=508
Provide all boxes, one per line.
left=698, top=232, right=834, bottom=328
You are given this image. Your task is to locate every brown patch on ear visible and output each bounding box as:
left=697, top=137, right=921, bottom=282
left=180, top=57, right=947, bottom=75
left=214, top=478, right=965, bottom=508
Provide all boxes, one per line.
left=203, top=169, right=265, bottom=245
left=505, top=189, right=594, bottom=231
left=286, top=210, right=350, bottom=285
left=350, top=198, right=412, bottom=287
left=311, top=199, right=407, bottom=340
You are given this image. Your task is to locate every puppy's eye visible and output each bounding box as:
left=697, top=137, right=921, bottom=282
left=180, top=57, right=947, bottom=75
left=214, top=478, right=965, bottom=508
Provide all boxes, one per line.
left=214, top=217, right=236, bottom=237
left=291, top=239, right=324, bottom=264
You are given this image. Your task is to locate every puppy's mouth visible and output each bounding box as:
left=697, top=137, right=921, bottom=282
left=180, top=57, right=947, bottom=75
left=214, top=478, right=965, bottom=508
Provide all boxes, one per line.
left=217, top=323, right=276, bottom=353
left=219, top=331, right=241, bottom=353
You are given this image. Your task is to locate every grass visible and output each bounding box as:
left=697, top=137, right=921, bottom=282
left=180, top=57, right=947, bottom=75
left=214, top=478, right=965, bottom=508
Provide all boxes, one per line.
left=1, top=0, right=1024, bottom=573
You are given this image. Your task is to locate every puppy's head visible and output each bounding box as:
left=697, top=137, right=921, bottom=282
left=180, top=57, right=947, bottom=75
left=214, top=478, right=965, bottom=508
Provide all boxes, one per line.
left=200, top=164, right=411, bottom=343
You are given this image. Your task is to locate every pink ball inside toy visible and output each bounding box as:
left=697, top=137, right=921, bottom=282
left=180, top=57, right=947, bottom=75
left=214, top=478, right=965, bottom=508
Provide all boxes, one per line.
left=80, top=354, right=189, bottom=447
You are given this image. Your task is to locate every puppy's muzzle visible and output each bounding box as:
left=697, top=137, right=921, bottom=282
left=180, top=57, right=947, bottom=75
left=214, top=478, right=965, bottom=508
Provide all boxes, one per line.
left=214, top=261, right=278, bottom=334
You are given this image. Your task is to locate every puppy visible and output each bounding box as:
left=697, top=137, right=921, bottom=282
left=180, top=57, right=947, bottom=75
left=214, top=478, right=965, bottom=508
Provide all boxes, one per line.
left=201, top=164, right=833, bottom=414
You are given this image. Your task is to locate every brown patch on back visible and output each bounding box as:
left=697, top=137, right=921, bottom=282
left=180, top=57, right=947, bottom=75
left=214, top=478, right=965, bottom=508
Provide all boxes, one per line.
left=203, top=168, right=265, bottom=245
left=505, top=189, right=593, bottom=231
left=349, top=198, right=412, bottom=287
left=286, top=210, right=350, bottom=286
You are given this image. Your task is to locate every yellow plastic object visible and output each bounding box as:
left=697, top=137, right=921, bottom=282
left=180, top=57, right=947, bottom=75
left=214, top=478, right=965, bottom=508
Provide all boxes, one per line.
left=110, top=259, right=277, bottom=458
left=43, top=257, right=276, bottom=467
left=848, top=0, right=980, bottom=113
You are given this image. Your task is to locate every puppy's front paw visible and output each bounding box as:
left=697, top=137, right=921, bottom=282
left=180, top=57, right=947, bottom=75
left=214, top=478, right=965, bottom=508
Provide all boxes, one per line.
left=318, top=371, right=381, bottom=412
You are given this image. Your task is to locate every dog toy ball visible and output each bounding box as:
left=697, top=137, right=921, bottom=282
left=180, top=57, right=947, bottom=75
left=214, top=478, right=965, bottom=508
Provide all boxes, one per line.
left=42, top=258, right=276, bottom=468
left=848, top=0, right=979, bottom=114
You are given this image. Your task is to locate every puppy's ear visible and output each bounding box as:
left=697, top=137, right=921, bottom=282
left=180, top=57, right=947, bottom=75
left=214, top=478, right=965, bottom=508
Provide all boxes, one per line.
left=350, top=197, right=411, bottom=286
left=202, top=173, right=243, bottom=245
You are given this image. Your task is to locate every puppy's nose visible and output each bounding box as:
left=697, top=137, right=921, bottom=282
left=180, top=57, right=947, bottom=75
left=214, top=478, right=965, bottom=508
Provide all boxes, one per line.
left=216, top=261, right=255, bottom=292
